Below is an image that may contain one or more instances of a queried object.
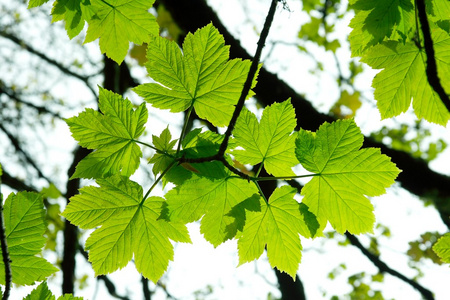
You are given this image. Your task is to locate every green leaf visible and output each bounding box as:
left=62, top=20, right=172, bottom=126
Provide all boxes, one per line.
left=51, top=0, right=92, bottom=39
left=164, top=173, right=258, bottom=247
left=149, top=127, right=177, bottom=177
left=433, top=233, right=450, bottom=264
left=426, top=0, right=450, bottom=32
left=349, top=0, right=415, bottom=56
left=84, top=0, right=159, bottom=64
left=57, top=295, right=84, bottom=300
left=66, top=87, right=148, bottom=179
left=232, top=100, right=298, bottom=177
left=24, top=282, right=54, bottom=300
left=237, top=186, right=314, bottom=278
left=62, top=175, right=191, bottom=282
left=28, top=0, right=50, bottom=8
left=0, top=192, right=58, bottom=285
left=23, top=281, right=84, bottom=300
left=296, top=119, right=400, bottom=234
left=361, top=28, right=450, bottom=125
left=134, top=23, right=259, bottom=127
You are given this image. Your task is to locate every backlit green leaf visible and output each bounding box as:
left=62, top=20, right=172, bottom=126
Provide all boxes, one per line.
left=237, top=186, right=314, bottom=278
left=51, top=0, right=93, bottom=39
left=0, top=192, right=58, bottom=285
left=349, top=0, right=415, bottom=57
left=134, top=23, right=259, bottom=127
left=62, top=175, right=191, bottom=282
left=149, top=127, right=177, bottom=177
left=433, top=233, right=450, bottom=264
left=66, top=87, right=148, bottom=179
left=84, top=0, right=159, bottom=64
left=23, top=282, right=54, bottom=300
left=361, top=28, right=450, bottom=125
left=296, top=119, right=400, bottom=234
left=232, top=100, right=298, bottom=177
left=164, top=173, right=258, bottom=247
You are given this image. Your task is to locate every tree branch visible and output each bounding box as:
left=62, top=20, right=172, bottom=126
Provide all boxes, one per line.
left=0, top=186, right=11, bottom=300
left=0, top=83, right=62, bottom=119
left=1, top=167, right=37, bottom=192
left=275, top=269, right=306, bottom=300
left=141, top=276, right=151, bottom=300
left=78, top=246, right=131, bottom=300
left=61, top=146, right=90, bottom=294
left=345, top=232, right=434, bottom=300
left=0, top=123, right=53, bottom=184
left=415, top=0, right=450, bottom=113
left=159, top=0, right=450, bottom=230
left=0, top=30, right=97, bottom=97
left=219, top=0, right=278, bottom=155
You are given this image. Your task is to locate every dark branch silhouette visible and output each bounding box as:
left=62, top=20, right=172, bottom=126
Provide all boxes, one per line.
left=0, top=84, right=62, bottom=119
left=78, top=246, right=131, bottom=300
left=416, top=0, right=450, bottom=113
left=345, top=232, right=434, bottom=300
left=1, top=167, right=37, bottom=192
left=0, top=187, right=11, bottom=300
left=0, top=30, right=97, bottom=97
left=0, top=123, right=53, bottom=184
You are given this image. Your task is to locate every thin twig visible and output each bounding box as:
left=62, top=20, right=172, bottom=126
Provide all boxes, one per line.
left=0, top=30, right=97, bottom=97
left=78, top=246, right=130, bottom=300
left=0, top=123, right=53, bottom=184
left=218, top=0, right=279, bottom=156
left=415, top=0, right=450, bottom=113
left=0, top=182, right=12, bottom=300
left=0, top=85, right=62, bottom=119
left=345, top=232, right=435, bottom=300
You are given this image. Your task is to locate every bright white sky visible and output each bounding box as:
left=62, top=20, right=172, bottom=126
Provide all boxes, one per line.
left=2, top=0, right=450, bottom=299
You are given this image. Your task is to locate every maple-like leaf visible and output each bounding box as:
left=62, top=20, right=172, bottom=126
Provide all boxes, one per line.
left=62, top=175, right=191, bottom=282
left=232, top=100, right=298, bottom=177
left=24, top=281, right=84, bottom=300
left=65, top=87, right=148, bottom=179
left=0, top=192, right=58, bottom=285
left=28, top=0, right=50, bottom=8
left=361, top=28, right=450, bottom=125
left=349, top=0, right=415, bottom=57
left=426, top=0, right=450, bottom=32
left=148, top=126, right=177, bottom=177
left=134, top=23, right=259, bottom=127
left=84, top=0, right=159, bottom=64
left=51, top=0, right=94, bottom=39
left=296, top=119, right=400, bottom=234
left=433, top=233, right=450, bottom=264
left=237, top=186, right=318, bottom=278
left=164, top=171, right=258, bottom=247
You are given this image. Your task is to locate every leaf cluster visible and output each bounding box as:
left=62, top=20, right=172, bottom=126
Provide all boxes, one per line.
left=62, top=23, right=400, bottom=281
left=349, top=0, right=450, bottom=125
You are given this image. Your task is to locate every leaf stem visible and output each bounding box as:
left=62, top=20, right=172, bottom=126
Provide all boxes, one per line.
left=218, top=0, right=279, bottom=156
left=255, top=161, right=265, bottom=178
left=135, top=140, right=176, bottom=159
left=251, top=173, right=319, bottom=181
left=254, top=181, right=269, bottom=204
left=177, top=106, right=195, bottom=154
left=142, top=160, right=177, bottom=202
left=0, top=183, right=11, bottom=300
left=135, top=140, right=159, bottom=152
left=415, top=0, right=450, bottom=113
